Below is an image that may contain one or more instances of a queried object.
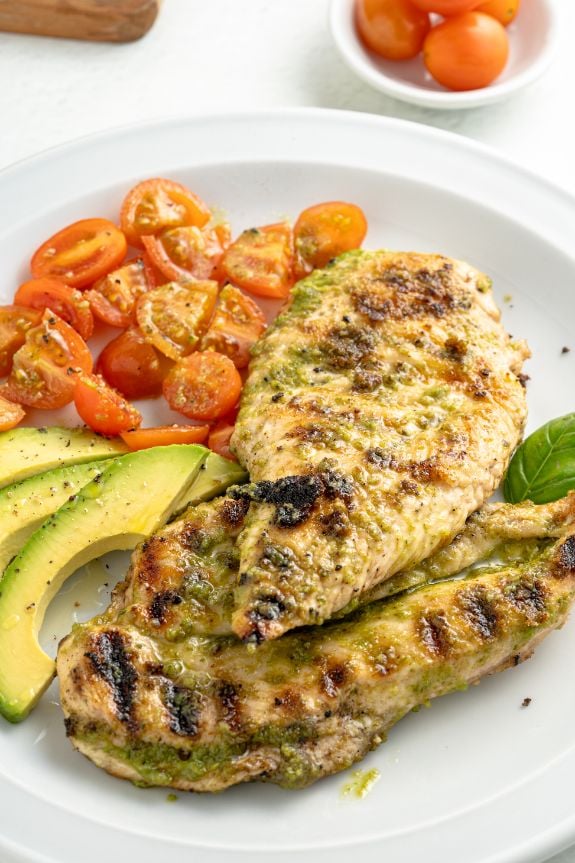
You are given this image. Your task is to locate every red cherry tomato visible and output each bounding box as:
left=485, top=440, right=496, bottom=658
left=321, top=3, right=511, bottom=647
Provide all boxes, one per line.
left=411, top=0, right=480, bottom=13
left=0, top=395, right=25, bottom=432
left=423, top=11, right=509, bottom=90
left=30, top=219, right=127, bottom=289
left=476, top=0, right=520, bottom=25
left=294, top=201, right=368, bottom=279
left=14, top=278, right=94, bottom=341
left=86, top=258, right=151, bottom=329
left=0, top=306, right=43, bottom=377
left=96, top=328, right=172, bottom=400
left=163, top=352, right=242, bottom=421
left=136, top=281, right=218, bottom=360
left=221, top=223, right=293, bottom=299
left=356, top=0, right=431, bottom=60
left=200, top=284, right=266, bottom=369
left=120, top=178, right=211, bottom=248
left=74, top=372, right=142, bottom=436
left=208, top=420, right=237, bottom=462
left=120, top=425, right=210, bottom=450
left=142, top=223, right=230, bottom=283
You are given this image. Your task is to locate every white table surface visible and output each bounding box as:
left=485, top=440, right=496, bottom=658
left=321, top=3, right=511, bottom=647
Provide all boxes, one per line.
left=0, top=1, right=574, bottom=860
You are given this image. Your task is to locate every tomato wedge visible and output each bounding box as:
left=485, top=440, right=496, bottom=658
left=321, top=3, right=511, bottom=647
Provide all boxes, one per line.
left=0, top=305, right=43, bottom=376
left=86, top=258, right=151, bottom=328
left=0, top=394, right=25, bottom=432
left=163, top=351, right=242, bottom=421
left=208, top=420, right=237, bottom=462
left=120, top=424, right=209, bottom=450
left=74, top=372, right=142, bottom=436
left=136, top=281, right=218, bottom=360
left=142, top=223, right=230, bottom=283
left=294, top=202, right=368, bottom=279
left=96, top=328, right=172, bottom=399
left=200, top=284, right=266, bottom=368
left=31, top=219, right=127, bottom=289
left=15, top=278, right=94, bottom=341
left=141, top=252, right=166, bottom=289
left=4, top=310, right=93, bottom=410
left=221, top=222, right=293, bottom=299
left=120, top=178, right=211, bottom=248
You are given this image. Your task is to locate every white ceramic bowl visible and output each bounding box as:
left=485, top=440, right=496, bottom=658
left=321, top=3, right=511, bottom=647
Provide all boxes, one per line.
left=329, top=0, right=559, bottom=109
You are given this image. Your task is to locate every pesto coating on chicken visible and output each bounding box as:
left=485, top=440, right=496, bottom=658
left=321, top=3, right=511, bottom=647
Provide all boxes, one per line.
left=230, top=250, right=529, bottom=641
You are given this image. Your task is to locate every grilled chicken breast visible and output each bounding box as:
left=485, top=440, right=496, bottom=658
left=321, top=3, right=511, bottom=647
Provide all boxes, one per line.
left=58, top=494, right=575, bottom=791
left=230, top=251, right=529, bottom=641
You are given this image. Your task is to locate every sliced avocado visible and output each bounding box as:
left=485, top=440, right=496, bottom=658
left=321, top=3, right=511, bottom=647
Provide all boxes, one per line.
left=181, top=452, right=247, bottom=505
left=0, top=444, right=208, bottom=722
left=0, top=426, right=127, bottom=489
left=0, top=460, right=112, bottom=576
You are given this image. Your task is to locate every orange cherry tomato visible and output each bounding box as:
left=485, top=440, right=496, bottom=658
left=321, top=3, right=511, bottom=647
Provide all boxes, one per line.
left=221, top=223, right=293, bottom=299
left=120, top=424, right=210, bottom=450
left=96, top=328, right=172, bottom=399
left=141, top=252, right=166, bottom=288
left=86, top=258, right=151, bottom=329
left=142, top=223, right=230, bottom=283
left=476, top=0, right=520, bottom=25
left=356, top=0, right=431, bottom=60
left=294, top=201, right=368, bottom=279
left=0, top=394, right=25, bottom=432
left=423, top=12, right=509, bottom=90
left=208, top=420, right=237, bottom=462
left=120, top=178, right=211, bottom=248
left=411, top=0, right=480, bottom=13
left=200, top=284, right=266, bottom=369
left=74, top=372, right=142, bottom=436
left=0, top=306, right=43, bottom=377
left=136, top=281, right=218, bottom=361
left=163, top=352, right=242, bottom=421
left=30, top=219, right=127, bottom=290
left=14, top=278, right=94, bottom=341
left=4, top=310, right=93, bottom=410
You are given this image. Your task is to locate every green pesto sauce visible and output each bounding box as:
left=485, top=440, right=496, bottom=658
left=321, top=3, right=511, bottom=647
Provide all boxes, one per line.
left=341, top=768, right=381, bottom=799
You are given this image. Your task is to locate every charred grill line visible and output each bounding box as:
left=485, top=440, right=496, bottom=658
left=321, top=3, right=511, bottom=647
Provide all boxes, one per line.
left=84, top=630, right=138, bottom=725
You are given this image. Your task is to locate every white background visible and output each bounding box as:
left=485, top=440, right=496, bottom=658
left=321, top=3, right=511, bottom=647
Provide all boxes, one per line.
left=0, top=1, right=574, bottom=860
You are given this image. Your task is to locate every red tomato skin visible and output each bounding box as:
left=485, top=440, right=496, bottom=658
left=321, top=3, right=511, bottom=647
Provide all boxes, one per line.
left=74, top=372, right=142, bottom=436
left=199, top=284, right=266, bottom=369
left=120, top=178, right=211, bottom=248
left=293, top=201, right=368, bottom=279
left=476, top=0, right=520, bottom=25
left=30, top=219, right=127, bottom=289
left=0, top=306, right=43, bottom=377
left=208, top=421, right=237, bottom=462
left=163, top=352, right=242, bottom=422
left=120, top=425, right=210, bottom=450
left=142, top=225, right=228, bottom=283
left=96, top=328, right=172, bottom=399
left=0, top=395, right=25, bottom=431
left=14, top=278, right=94, bottom=341
left=221, top=223, right=293, bottom=299
left=411, top=0, right=480, bottom=12
left=356, top=0, right=431, bottom=60
left=423, top=12, right=509, bottom=91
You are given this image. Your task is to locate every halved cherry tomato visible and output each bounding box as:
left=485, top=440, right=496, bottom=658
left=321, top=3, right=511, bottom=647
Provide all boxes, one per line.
left=163, top=352, right=242, bottom=421
left=0, top=395, right=25, bottom=431
left=423, top=11, right=509, bottom=91
left=208, top=420, right=237, bottom=462
left=476, top=0, right=520, bottom=25
left=142, top=223, right=230, bottom=283
left=200, top=284, right=266, bottom=369
left=356, top=0, right=431, bottom=60
left=4, top=310, right=93, bottom=410
left=96, top=328, right=172, bottom=399
left=120, top=424, right=210, bottom=450
left=142, top=252, right=166, bottom=288
left=74, top=372, right=142, bottom=436
left=294, top=202, right=368, bottom=279
left=86, top=258, right=151, bottom=328
left=31, top=219, right=127, bottom=289
left=136, top=281, right=218, bottom=360
left=120, top=178, right=211, bottom=248
left=411, top=0, right=480, bottom=13
left=221, top=223, right=293, bottom=299
left=15, top=278, right=94, bottom=341
left=0, top=305, right=42, bottom=376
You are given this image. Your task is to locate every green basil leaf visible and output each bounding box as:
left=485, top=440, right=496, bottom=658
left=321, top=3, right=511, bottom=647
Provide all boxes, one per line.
left=504, top=413, right=575, bottom=504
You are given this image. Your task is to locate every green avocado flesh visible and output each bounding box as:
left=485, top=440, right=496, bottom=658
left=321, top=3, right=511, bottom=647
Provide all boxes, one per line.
left=0, top=444, right=209, bottom=722
left=0, top=460, right=111, bottom=576
left=0, top=427, right=127, bottom=490
left=180, top=452, right=247, bottom=505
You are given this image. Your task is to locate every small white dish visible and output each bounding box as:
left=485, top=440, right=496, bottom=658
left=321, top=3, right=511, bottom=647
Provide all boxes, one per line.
left=329, top=0, right=559, bottom=109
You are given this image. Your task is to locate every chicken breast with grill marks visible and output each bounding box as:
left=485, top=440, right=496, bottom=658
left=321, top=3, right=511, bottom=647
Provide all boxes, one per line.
left=230, top=250, right=529, bottom=641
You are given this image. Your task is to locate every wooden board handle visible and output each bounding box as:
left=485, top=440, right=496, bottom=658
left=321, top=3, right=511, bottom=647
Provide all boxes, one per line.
left=0, top=0, right=161, bottom=43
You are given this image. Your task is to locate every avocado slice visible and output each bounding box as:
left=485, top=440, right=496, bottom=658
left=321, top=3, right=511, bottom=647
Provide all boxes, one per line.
left=0, top=460, right=112, bottom=576
left=0, top=426, right=127, bottom=489
left=182, top=452, right=247, bottom=505
left=0, top=444, right=208, bottom=722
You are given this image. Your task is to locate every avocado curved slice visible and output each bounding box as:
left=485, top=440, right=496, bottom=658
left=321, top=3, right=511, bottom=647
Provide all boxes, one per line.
left=0, top=427, right=127, bottom=490
left=0, top=444, right=208, bottom=722
left=181, top=452, right=247, bottom=504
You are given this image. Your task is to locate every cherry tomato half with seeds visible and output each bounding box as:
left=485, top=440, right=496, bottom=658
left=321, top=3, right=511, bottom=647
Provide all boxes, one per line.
left=221, top=223, right=293, bottom=299
left=294, top=201, right=368, bottom=279
left=120, top=178, right=211, bottom=248
left=15, top=278, right=94, bottom=341
left=120, top=424, right=210, bottom=450
left=356, top=0, right=431, bottom=60
left=410, top=0, right=480, bottom=13
left=96, top=328, right=172, bottom=400
left=74, top=372, right=142, bottom=436
left=86, top=258, right=152, bottom=329
left=142, top=223, right=230, bottom=283
left=163, top=351, right=242, bottom=422
left=0, top=394, right=25, bottom=432
left=423, top=11, right=509, bottom=91
left=30, top=219, right=127, bottom=289
left=208, top=420, right=237, bottom=462
left=0, top=305, right=43, bottom=377
left=476, top=0, right=520, bottom=25
left=136, top=280, right=218, bottom=360
left=199, top=284, right=266, bottom=369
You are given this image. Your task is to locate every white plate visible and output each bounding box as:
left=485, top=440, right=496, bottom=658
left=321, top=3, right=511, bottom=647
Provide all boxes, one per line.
left=1, top=109, right=575, bottom=863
